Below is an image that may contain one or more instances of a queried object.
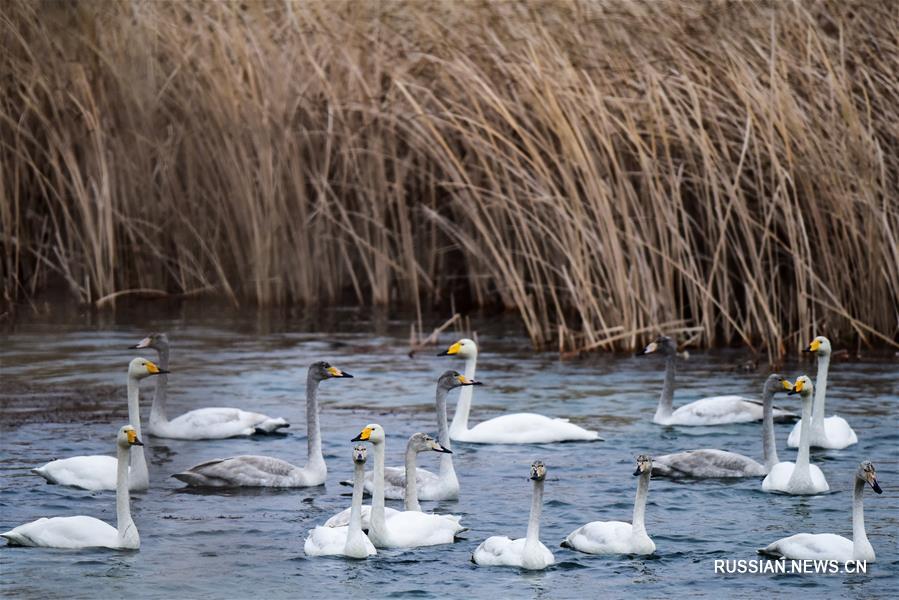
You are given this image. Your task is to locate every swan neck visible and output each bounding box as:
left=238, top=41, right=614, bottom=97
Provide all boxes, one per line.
left=126, top=375, right=149, bottom=488
left=149, top=346, right=170, bottom=425
left=403, top=444, right=421, bottom=512
left=305, top=373, right=325, bottom=472
left=370, top=441, right=387, bottom=536
left=449, top=355, right=477, bottom=436
left=813, top=353, right=829, bottom=430
left=115, top=442, right=135, bottom=546
left=632, top=472, right=650, bottom=533
left=435, top=386, right=457, bottom=483
left=852, top=477, right=870, bottom=553
left=794, top=393, right=813, bottom=472
left=655, top=353, right=675, bottom=421
left=347, top=460, right=366, bottom=538
left=525, top=478, right=544, bottom=546
left=762, top=385, right=779, bottom=470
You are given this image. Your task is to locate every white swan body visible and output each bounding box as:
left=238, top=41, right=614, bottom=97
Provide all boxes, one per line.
left=762, top=376, right=830, bottom=495
left=760, top=462, right=881, bottom=562
left=31, top=358, right=160, bottom=491
left=132, top=333, right=288, bottom=440
left=786, top=337, right=858, bottom=450
left=173, top=362, right=351, bottom=487
left=440, top=339, right=600, bottom=443
left=2, top=426, right=143, bottom=549
left=473, top=460, right=554, bottom=569
left=305, top=446, right=376, bottom=559
left=563, top=455, right=655, bottom=555
left=640, top=336, right=796, bottom=426
left=350, top=424, right=465, bottom=549
left=652, top=375, right=790, bottom=479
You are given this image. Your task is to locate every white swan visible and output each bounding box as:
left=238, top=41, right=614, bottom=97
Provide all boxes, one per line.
left=439, top=339, right=600, bottom=443
left=348, top=424, right=465, bottom=548
left=132, top=333, right=288, bottom=439
left=304, top=445, right=377, bottom=558
left=652, top=374, right=791, bottom=478
left=325, top=432, right=452, bottom=528
left=171, top=362, right=352, bottom=487
left=32, top=358, right=163, bottom=491
left=759, top=461, right=882, bottom=561
left=3, top=425, right=143, bottom=549
left=762, top=376, right=830, bottom=495
left=562, top=455, right=655, bottom=555
left=348, top=371, right=471, bottom=500
left=786, top=336, right=858, bottom=450
left=472, top=460, right=555, bottom=569
left=639, top=336, right=796, bottom=426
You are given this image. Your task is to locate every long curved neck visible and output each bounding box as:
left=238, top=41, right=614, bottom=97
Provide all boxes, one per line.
left=149, top=346, right=170, bottom=425
left=632, top=472, right=650, bottom=533
left=449, top=354, right=477, bottom=436
left=370, top=441, right=387, bottom=537
left=115, top=442, right=136, bottom=546
left=655, top=353, right=676, bottom=421
left=305, top=374, right=325, bottom=473
left=762, top=385, right=779, bottom=470
left=126, top=375, right=149, bottom=487
left=852, top=477, right=870, bottom=556
left=794, top=393, right=813, bottom=474
left=435, top=387, right=457, bottom=483
left=347, top=460, right=366, bottom=539
left=812, top=353, right=830, bottom=430
left=404, top=444, right=421, bottom=512
left=525, top=479, right=544, bottom=546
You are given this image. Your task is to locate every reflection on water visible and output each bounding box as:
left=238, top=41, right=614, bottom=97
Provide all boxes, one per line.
left=0, top=305, right=897, bottom=599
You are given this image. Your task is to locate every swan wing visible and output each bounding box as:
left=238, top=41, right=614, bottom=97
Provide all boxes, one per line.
left=652, top=449, right=766, bottom=479
left=155, top=407, right=288, bottom=439
left=472, top=536, right=523, bottom=565
left=463, top=413, right=600, bottom=444
left=787, top=415, right=858, bottom=449
left=760, top=533, right=853, bottom=561
left=761, top=461, right=795, bottom=492
left=669, top=396, right=767, bottom=425
left=380, top=510, right=465, bottom=547
left=172, top=455, right=312, bottom=487
left=2, top=516, right=119, bottom=549
left=32, top=455, right=119, bottom=491
left=563, top=521, right=642, bottom=554
left=304, top=526, right=347, bottom=556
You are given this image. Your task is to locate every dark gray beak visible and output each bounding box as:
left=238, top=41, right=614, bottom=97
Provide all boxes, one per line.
left=871, top=479, right=883, bottom=494
left=434, top=444, right=452, bottom=454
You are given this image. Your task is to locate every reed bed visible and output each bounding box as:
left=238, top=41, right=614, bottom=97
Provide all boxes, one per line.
left=1, top=0, right=897, bottom=356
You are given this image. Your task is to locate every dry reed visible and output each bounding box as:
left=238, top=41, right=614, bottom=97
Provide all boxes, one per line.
left=1, top=0, right=897, bottom=356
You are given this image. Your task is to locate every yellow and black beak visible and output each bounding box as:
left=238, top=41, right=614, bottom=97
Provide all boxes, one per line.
left=126, top=429, right=144, bottom=446
left=788, top=379, right=804, bottom=395
left=145, top=360, right=170, bottom=376
left=781, top=378, right=792, bottom=391
left=803, top=339, right=821, bottom=353
left=327, top=366, right=353, bottom=378
left=351, top=426, right=373, bottom=442
left=455, top=374, right=482, bottom=386
left=438, top=341, right=462, bottom=357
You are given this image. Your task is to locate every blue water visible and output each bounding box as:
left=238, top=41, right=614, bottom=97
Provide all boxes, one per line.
left=1, top=309, right=897, bottom=599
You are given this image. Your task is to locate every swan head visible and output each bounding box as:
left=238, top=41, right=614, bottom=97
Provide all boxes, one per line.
left=529, top=460, right=547, bottom=481
left=352, top=423, right=385, bottom=444
left=764, top=373, right=791, bottom=394
left=804, top=336, right=832, bottom=355
left=438, top=338, right=478, bottom=359
left=309, top=361, right=353, bottom=381
left=352, top=445, right=368, bottom=464
left=857, top=461, right=882, bottom=494
left=128, top=357, right=169, bottom=379
left=787, top=375, right=814, bottom=397
left=438, top=370, right=482, bottom=390
left=638, top=335, right=675, bottom=356
left=634, top=454, right=652, bottom=476
left=117, top=425, right=144, bottom=448
left=130, top=332, right=169, bottom=351
left=407, top=432, right=452, bottom=454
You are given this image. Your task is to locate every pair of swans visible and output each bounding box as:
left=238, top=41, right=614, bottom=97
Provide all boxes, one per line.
left=3, top=426, right=144, bottom=549
left=760, top=461, right=882, bottom=561
left=439, top=339, right=601, bottom=443
left=785, top=336, right=857, bottom=449
left=562, top=455, right=655, bottom=555
left=173, top=362, right=352, bottom=487
left=32, top=358, right=164, bottom=491
left=639, top=336, right=796, bottom=425
left=133, top=333, right=288, bottom=439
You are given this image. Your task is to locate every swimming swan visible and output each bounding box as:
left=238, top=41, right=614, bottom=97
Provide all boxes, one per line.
left=132, top=333, right=288, bottom=439
left=639, top=335, right=796, bottom=426
left=349, top=424, right=465, bottom=548
left=304, top=445, right=377, bottom=558
left=348, top=371, right=473, bottom=500
left=32, top=358, right=164, bottom=491
left=759, top=461, right=882, bottom=561
left=3, top=426, right=144, bottom=549
left=562, top=455, right=655, bottom=555
left=472, top=460, right=555, bottom=569
left=652, top=374, right=791, bottom=478
left=171, top=362, right=352, bottom=487
left=762, top=376, right=830, bottom=495
left=786, top=336, right=857, bottom=450
left=439, top=339, right=600, bottom=443
left=325, top=432, right=452, bottom=528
